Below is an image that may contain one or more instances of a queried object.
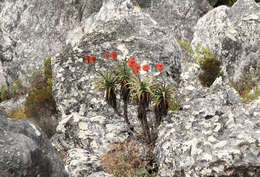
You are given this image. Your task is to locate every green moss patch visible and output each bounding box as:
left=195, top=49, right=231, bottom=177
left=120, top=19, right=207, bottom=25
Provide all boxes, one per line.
left=199, top=56, right=221, bottom=87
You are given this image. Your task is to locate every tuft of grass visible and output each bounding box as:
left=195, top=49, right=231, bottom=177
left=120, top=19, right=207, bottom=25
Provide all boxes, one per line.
left=242, top=86, right=260, bottom=103
left=7, top=109, right=28, bottom=122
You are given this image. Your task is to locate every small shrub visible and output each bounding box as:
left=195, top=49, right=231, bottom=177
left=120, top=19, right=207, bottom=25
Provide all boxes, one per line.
left=92, top=52, right=176, bottom=143
left=198, top=56, right=221, bottom=87
left=101, top=140, right=154, bottom=177
left=24, top=58, right=57, bottom=137
left=232, top=68, right=260, bottom=103
left=9, top=79, right=27, bottom=99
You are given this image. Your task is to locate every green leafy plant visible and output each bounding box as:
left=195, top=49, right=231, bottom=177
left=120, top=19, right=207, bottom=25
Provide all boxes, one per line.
left=153, top=83, right=176, bottom=127
left=129, top=75, right=154, bottom=142
left=114, top=61, right=134, bottom=130
left=87, top=52, right=177, bottom=144
left=96, top=70, right=118, bottom=110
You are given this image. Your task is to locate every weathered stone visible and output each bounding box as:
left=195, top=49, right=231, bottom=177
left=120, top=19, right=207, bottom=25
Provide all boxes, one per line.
left=0, top=109, right=68, bottom=177
left=52, top=0, right=182, bottom=116
left=0, top=95, right=26, bottom=115
left=52, top=113, right=129, bottom=176
left=192, top=0, right=260, bottom=83
left=88, top=171, right=114, bottom=177
left=142, top=0, right=212, bottom=41
left=155, top=70, right=260, bottom=176
left=0, top=0, right=101, bottom=86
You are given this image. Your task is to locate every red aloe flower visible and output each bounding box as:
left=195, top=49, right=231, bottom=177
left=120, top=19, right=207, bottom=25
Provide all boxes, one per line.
left=128, top=57, right=136, bottom=67
left=111, top=52, right=117, bottom=60
left=104, top=53, right=110, bottom=59
left=156, top=64, right=164, bottom=72
left=89, top=56, right=96, bottom=64
left=85, top=56, right=90, bottom=64
left=132, top=63, right=141, bottom=73
left=142, top=64, right=149, bottom=72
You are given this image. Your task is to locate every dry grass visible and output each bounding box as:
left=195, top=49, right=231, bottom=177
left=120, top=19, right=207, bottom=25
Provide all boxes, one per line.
left=101, top=140, right=152, bottom=177
left=7, top=109, right=29, bottom=122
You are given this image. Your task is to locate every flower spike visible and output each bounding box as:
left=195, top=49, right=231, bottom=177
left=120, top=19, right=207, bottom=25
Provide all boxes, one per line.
left=156, top=64, right=164, bottom=72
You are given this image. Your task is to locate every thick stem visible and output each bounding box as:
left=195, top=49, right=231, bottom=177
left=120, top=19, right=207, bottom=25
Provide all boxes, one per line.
left=138, top=104, right=151, bottom=143
left=123, top=100, right=133, bottom=131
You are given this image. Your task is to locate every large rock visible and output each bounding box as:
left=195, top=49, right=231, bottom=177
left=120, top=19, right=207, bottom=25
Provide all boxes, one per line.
left=155, top=77, right=260, bottom=176
left=52, top=0, right=182, bottom=116
left=0, top=109, right=68, bottom=177
left=52, top=113, right=129, bottom=176
left=142, top=0, right=212, bottom=41
left=0, top=0, right=102, bottom=86
left=192, top=0, right=260, bottom=83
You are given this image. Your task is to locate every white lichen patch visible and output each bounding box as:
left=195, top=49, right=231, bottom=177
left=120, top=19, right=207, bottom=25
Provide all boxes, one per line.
left=29, top=123, right=41, bottom=136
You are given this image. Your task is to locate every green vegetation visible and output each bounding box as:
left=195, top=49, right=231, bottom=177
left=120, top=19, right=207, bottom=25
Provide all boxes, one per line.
left=0, top=79, right=27, bottom=103
left=198, top=56, right=221, bottom=87
left=232, top=68, right=260, bottom=103
left=0, top=58, right=57, bottom=137
left=177, top=39, right=222, bottom=87
left=7, top=109, right=28, bottom=122
left=94, top=53, right=177, bottom=144
left=153, top=83, right=176, bottom=127
left=24, top=58, right=57, bottom=137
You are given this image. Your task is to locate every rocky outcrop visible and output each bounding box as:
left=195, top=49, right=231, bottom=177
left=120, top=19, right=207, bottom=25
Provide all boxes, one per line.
left=154, top=1, right=260, bottom=176
left=0, top=0, right=101, bottom=86
left=142, top=0, right=212, bottom=41
left=52, top=0, right=182, bottom=116
left=0, top=109, right=68, bottom=177
left=155, top=76, right=260, bottom=176
left=52, top=113, right=129, bottom=176
left=192, top=0, right=260, bottom=83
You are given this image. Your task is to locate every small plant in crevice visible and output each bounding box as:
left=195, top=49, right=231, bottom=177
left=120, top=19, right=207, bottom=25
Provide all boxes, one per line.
left=198, top=55, right=221, bottom=87
left=24, top=58, right=58, bottom=138
left=231, top=68, right=260, bottom=103
left=153, top=83, right=176, bottom=128
left=177, top=39, right=222, bottom=87
left=101, top=140, right=156, bottom=177
left=0, top=79, right=27, bottom=103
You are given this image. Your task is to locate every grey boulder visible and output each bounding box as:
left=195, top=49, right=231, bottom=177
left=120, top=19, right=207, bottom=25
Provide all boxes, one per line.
left=0, top=110, right=68, bottom=177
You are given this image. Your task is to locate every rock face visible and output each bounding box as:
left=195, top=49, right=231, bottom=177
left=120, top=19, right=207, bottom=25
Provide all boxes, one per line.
left=52, top=0, right=182, bottom=116
left=0, top=0, right=100, bottom=86
left=142, top=0, right=212, bottom=41
left=192, top=0, right=260, bottom=83
left=155, top=75, right=260, bottom=176
left=154, top=0, right=260, bottom=176
left=0, top=110, right=68, bottom=177
left=52, top=113, right=129, bottom=176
